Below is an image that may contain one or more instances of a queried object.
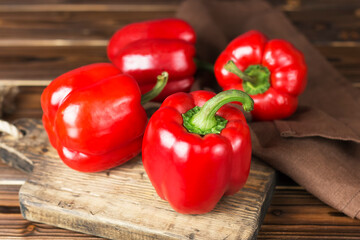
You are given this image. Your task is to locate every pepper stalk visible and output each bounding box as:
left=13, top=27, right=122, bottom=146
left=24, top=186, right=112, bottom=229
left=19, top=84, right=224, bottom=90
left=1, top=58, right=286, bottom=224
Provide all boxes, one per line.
left=224, top=60, right=271, bottom=95
left=182, top=90, right=254, bottom=135
left=141, top=72, right=168, bottom=105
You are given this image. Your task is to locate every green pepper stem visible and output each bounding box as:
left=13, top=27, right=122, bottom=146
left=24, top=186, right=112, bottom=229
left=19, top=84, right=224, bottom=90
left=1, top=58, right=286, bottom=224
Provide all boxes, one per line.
left=194, top=58, right=214, bottom=73
left=140, top=72, right=168, bottom=105
left=189, top=90, right=254, bottom=133
left=224, top=60, right=256, bottom=83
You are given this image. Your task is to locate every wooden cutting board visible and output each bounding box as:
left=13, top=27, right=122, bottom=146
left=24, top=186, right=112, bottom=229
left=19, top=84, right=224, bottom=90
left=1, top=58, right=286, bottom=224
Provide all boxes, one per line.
left=0, top=118, right=275, bottom=240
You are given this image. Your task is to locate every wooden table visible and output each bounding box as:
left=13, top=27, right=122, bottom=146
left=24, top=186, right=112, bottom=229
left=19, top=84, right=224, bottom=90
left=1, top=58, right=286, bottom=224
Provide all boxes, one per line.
left=1, top=0, right=360, bottom=239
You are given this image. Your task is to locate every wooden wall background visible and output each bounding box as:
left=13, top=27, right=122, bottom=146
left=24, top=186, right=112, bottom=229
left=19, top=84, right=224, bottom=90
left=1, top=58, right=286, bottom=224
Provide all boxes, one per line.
left=1, top=0, right=360, bottom=121
left=1, top=0, right=360, bottom=239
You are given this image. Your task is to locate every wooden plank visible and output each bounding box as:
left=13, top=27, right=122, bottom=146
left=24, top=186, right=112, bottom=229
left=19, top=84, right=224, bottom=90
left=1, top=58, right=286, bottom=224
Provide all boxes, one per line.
left=0, top=166, right=356, bottom=239
left=0, top=10, right=175, bottom=40
left=263, top=205, right=360, bottom=225
left=259, top=226, right=360, bottom=239
left=0, top=161, right=25, bottom=209
left=267, top=0, right=360, bottom=44
left=0, top=0, right=359, bottom=89
left=3, top=110, right=43, bottom=121
left=0, top=161, right=26, bottom=209
left=2, top=187, right=360, bottom=239
left=269, top=188, right=324, bottom=206
left=258, top=188, right=360, bottom=239
left=2, top=87, right=43, bottom=121
left=0, top=163, right=26, bottom=185
left=0, top=45, right=360, bottom=85
left=0, top=213, right=102, bottom=239
left=14, top=87, right=44, bottom=110
left=0, top=46, right=107, bottom=80
left=0, top=185, right=22, bottom=207
left=0, top=1, right=359, bottom=43
left=269, top=0, right=360, bottom=11
left=0, top=4, right=178, bottom=12
left=0, top=118, right=275, bottom=240
left=0, top=0, right=182, bottom=5
left=0, top=40, right=107, bottom=47
left=317, top=45, right=360, bottom=86
left=0, top=0, right=359, bottom=46
left=317, top=45, right=360, bottom=65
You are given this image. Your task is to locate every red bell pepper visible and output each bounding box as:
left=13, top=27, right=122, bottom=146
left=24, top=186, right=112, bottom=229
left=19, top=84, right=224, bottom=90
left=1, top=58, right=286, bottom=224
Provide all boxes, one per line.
left=41, top=63, right=168, bottom=172
left=142, top=90, right=254, bottom=214
left=214, top=30, right=307, bottom=121
left=108, top=18, right=196, bottom=61
left=107, top=18, right=197, bottom=101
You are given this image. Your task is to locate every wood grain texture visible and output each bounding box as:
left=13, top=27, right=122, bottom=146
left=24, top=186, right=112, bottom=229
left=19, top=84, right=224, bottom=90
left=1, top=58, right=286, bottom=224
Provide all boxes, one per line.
left=0, top=46, right=107, bottom=80
left=1, top=45, right=359, bottom=89
left=1, top=0, right=359, bottom=43
left=0, top=162, right=26, bottom=207
left=2, top=185, right=360, bottom=239
left=0, top=118, right=275, bottom=240
left=2, top=186, right=360, bottom=239
left=0, top=213, right=102, bottom=239
left=269, top=0, right=360, bottom=43
left=0, top=0, right=359, bottom=89
left=0, top=161, right=101, bottom=239
left=0, top=185, right=21, bottom=207
left=258, top=188, right=360, bottom=239
left=0, top=0, right=359, bottom=239
left=0, top=7, right=175, bottom=40
left=0, top=161, right=359, bottom=239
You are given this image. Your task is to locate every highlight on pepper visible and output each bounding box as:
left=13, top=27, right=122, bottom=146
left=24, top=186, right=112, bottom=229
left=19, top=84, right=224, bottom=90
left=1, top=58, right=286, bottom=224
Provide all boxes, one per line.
left=142, top=89, right=254, bottom=214
left=41, top=63, right=168, bottom=172
left=214, top=30, right=307, bottom=121
left=107, top=18, right=197, bottom=101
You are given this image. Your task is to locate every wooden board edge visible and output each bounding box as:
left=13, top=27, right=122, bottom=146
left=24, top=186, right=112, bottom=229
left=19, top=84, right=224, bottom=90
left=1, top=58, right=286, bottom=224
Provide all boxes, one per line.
left=0, top=143, right=34, bottom=174
left=18, top=172, right=276, bottom=240
left=18, top=157, right=276, bottom=240
left=18, top=185, right=181, bottom=240
left=251, top=165, right=277, bottom=240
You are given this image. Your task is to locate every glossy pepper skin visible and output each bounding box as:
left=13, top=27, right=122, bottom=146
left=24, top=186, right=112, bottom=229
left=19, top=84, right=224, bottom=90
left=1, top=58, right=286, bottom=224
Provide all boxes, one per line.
left=107, top=18, right=196, bottom=61
left=215, top=30, right=307, bottom=121
left=41, top=63, right=148, bottom=172
left=108, top=18, right=197, bottom=101
left=142, top=90, right=253, bottom=214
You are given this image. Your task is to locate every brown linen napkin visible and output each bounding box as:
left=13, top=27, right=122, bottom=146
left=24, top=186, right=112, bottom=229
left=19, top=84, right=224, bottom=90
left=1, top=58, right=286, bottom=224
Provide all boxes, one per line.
left=176, top=0, right=360, bottom=219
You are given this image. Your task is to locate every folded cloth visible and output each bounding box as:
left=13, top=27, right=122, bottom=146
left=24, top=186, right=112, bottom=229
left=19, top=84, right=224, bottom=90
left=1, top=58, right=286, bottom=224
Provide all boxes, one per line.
left=177, top=0, right=360, bottom=219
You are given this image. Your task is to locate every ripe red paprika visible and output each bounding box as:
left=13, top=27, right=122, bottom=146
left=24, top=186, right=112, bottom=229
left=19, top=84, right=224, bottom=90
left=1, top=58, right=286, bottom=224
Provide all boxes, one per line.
left=142, top=90, right=254, bottom=214
left=107, top=18, right=197, bottom=101
left=214, top=30, right=307, bottom=121
left=41, top=63, right=168, bottom=172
